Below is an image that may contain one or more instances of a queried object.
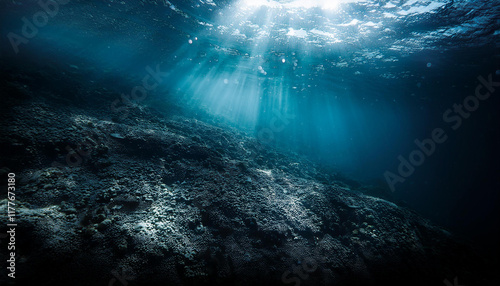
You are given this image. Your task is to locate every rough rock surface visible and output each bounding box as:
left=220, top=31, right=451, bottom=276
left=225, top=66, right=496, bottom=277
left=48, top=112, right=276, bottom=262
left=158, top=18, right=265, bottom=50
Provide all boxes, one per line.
left=0, top=61, right=494, bottom=286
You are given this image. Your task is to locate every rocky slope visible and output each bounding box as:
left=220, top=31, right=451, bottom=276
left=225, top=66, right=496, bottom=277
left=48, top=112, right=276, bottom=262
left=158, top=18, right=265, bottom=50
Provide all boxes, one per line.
left=0, top=61, right=494, bottom=286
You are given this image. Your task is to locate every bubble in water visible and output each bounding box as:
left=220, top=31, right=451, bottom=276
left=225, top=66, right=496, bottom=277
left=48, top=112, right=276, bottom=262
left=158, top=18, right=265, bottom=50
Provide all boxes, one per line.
left=282, top=58, right=286, bottom=63
left=188, top=39, right=193, bottom=44
left=257, top=66, right=267, bottom=75
left=427, top=62, right=432, bottom=68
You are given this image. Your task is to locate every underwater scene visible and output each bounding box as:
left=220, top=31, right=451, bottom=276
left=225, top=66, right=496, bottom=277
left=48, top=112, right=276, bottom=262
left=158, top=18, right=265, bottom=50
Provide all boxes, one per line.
left=0, top=0, right=499, bottom=285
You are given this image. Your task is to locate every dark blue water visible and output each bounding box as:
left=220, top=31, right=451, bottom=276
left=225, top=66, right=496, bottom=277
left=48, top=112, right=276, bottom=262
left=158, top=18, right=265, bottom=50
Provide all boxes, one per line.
left=1, top=0, right=499, bottom=250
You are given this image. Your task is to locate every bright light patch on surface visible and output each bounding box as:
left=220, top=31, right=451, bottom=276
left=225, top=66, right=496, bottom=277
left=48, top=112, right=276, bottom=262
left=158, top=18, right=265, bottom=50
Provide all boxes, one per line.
left=339, top=19, right=360, bottom=26
left=397, top=1, right=447, bottom=15
left=310, top=28, right=342, bottom=43
left=287, top=28, right=308, bottom=38
left=284, top=0, right=342, bottom=10
left=240, top=0, right=366, bottom=11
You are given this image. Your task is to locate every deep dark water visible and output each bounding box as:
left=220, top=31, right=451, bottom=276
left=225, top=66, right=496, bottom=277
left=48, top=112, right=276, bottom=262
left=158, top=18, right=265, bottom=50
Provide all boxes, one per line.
left=1, top=0, right=500, bottom=285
